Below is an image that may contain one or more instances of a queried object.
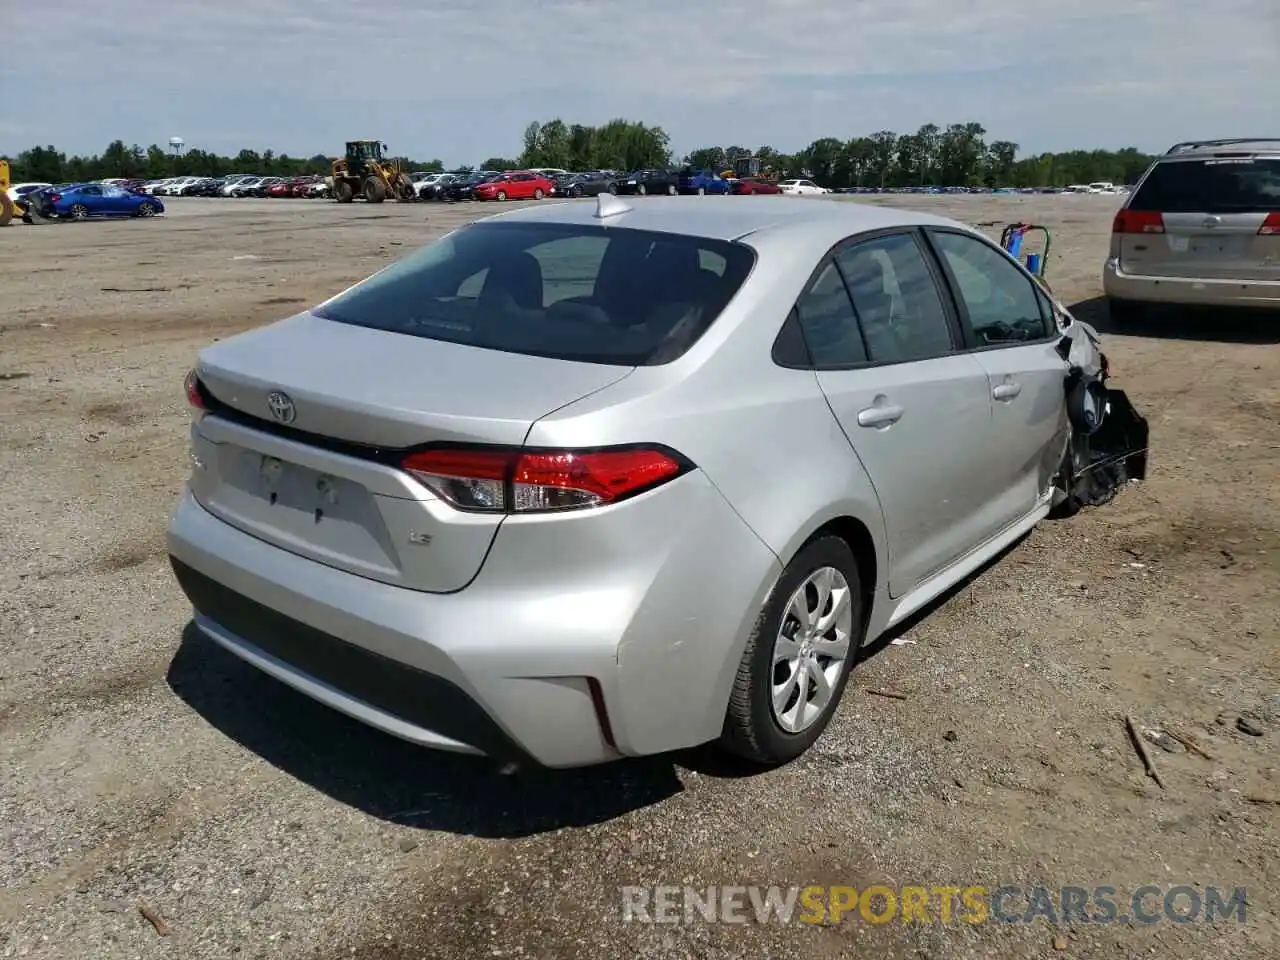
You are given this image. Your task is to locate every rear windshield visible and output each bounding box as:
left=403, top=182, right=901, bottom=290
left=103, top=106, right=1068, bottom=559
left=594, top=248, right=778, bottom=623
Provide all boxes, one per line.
left=312, top=221, right=756, bottom=365
left=1130, top=158, right=1280, bottom=213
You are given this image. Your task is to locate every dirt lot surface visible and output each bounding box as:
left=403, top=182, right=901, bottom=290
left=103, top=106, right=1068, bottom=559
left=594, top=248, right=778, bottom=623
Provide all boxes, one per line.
left=1, top=195, right=1277, bottom=960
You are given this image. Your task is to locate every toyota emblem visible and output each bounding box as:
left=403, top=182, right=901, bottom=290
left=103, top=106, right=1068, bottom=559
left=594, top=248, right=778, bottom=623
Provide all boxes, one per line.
left=266, top=391, right=296, bottom=424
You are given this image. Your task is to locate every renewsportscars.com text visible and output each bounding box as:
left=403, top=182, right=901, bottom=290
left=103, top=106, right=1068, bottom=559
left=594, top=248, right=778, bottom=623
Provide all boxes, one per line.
left=620, top=884, right=1248, bottom=926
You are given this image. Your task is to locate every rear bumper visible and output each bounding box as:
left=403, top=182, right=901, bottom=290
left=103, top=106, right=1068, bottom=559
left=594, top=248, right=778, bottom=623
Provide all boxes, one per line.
left=1103, top=258, right=1280, bottom=309
left=166, top=471, right=779, bottom=768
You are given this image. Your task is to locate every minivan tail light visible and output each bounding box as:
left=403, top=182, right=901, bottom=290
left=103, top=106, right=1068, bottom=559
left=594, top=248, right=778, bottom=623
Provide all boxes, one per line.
left=1259, top=213, right=1280, bottom=235
left=1113, top=210, right=1165, bottom=234
left=400, top=446, right=688, bottom=513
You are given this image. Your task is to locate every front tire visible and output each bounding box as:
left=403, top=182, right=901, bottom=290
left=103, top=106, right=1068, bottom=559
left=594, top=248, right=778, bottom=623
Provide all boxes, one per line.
left=721, top=535, right=862, bottom=765
left=667, top=184, right=677, bottom=196
left=136, top=202, right=156, bottom=218
left=364, top=178, right=387, bottom=203
left=533, top=187, right=544, bottom=200
left=496, top=190, right=507, bottom=201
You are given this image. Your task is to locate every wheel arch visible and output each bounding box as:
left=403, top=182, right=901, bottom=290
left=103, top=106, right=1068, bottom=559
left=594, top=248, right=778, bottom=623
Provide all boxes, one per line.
left=788, top=513, right=881, bottom=636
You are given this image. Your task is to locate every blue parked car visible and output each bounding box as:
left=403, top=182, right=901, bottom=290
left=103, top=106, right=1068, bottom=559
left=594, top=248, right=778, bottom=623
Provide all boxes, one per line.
left=24, top=182, right=164, bottom=222
left=677, top=167, right=731, bottom=195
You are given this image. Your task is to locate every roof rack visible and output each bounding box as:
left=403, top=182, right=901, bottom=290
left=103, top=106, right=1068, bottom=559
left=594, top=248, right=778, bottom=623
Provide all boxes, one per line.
left=1165, top=138, right=1280, bottom=155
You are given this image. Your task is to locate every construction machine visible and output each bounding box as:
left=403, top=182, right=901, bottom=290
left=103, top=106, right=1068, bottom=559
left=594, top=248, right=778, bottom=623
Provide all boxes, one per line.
left=0, top=159, right=15, bottom=226
left=327, top=140, right=416, bottom=203
left=732, top=156, right=778, bottom=182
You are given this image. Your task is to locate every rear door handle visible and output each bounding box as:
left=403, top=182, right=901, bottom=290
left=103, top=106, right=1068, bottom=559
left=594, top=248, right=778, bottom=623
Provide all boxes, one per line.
left=992, top=382, right=1022, bottom=401
left=856, top=403, right=904, bottom=428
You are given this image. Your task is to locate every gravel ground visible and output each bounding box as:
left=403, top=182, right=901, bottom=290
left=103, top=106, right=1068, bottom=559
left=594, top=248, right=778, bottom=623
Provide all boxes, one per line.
left=0, top=195, right=1277, bottom=960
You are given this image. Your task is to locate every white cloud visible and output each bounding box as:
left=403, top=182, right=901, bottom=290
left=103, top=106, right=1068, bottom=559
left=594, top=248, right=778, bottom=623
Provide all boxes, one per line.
left=4, top=0, right=1278, bottom=162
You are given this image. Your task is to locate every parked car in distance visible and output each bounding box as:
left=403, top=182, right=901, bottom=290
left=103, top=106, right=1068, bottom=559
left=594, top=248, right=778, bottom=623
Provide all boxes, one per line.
left=6, top=181, right=52, bottom=205
left=731, top=177, right=782, bottom=195
left=25, top=182, right=163, bottom=220
left=226, top=176, right=265, bottom=197
left=553, top=171, right=616, bottom=198
left=1103, top=137, right=1280, bottom=322
left=779, top=179, right=830, bottom=196
left=615, top=168, right=679, bottom=196
left=472, top=170, right=554, bottom=201
left=412, top=173, right=448, bottom=198
left=219, top=175, right=257, bottom=196
left=419, top=173, right=464, bottom=200
left=168, top=195, right=1146, bottom=771
left=678, top=167, right=731, bottom=195
left=438, top=172, right=500, bottom=202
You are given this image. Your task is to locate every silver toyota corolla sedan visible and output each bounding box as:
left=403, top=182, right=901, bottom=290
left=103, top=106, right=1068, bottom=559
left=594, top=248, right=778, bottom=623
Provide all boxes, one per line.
left=168, top=195, right=1147, bottom=769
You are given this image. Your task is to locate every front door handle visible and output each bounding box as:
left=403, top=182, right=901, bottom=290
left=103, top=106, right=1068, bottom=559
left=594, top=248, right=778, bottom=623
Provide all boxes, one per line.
left=992, top=381, right=1022, bottom=401
left=856, top=403, right=904, bottom=428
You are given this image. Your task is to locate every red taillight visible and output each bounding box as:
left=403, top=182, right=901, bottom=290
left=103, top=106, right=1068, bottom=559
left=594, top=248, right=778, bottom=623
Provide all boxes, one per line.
left=49, top=193, right=62, bottom=203
left=1259, top=213, right=1280, bottom=235
left=400, top=446, right=687, bottom=513
left=1113, top=210, right=1164, bottom=234
left=184, top=369, right=206, bottom=410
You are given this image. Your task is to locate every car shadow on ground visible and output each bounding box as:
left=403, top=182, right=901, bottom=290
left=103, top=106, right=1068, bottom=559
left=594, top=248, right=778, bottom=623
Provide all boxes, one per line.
left=166, top=623, right=685, bottom=839
left=166, top=535, right=1033, bottom=827
left=1069, top=295, right=1280, bottom=344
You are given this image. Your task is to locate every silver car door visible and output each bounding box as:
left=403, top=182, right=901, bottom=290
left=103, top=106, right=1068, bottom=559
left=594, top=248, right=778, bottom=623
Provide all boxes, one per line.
left=796, top=230, right=997, bottom=598
left=925, top=229, right=1071, bottom=523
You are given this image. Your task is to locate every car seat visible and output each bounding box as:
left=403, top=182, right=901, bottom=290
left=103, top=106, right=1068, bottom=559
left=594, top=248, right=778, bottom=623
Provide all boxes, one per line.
left=478, top=251, right=544, bottom=313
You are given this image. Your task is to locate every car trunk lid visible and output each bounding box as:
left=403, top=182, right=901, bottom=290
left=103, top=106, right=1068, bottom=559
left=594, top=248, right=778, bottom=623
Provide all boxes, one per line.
left=189, top=312, right=633, bottom=592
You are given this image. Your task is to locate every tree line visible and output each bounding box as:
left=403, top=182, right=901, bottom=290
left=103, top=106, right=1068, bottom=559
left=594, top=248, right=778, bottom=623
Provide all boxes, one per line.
left=5, top=119, right=1154, bottom=188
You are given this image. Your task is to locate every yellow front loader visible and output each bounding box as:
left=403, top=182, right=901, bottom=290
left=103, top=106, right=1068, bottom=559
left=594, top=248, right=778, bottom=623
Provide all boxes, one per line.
left=327, top=140, right=416, bottom=203
left=0, top=159, right=15, bottom=226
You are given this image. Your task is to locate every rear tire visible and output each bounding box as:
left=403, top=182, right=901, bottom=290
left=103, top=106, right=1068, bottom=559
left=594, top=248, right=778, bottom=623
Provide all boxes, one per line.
left=667, top=184, right=677, bottom=196
left=720, top=536, right=862, bottom=765
left=696, top=186, right=706, bottom=196
left=533, top=188, right=544, bottom=200
left=496, top=190, right=507, bottom=201
left=1106, top=297, right=1146, bottom=326
left=70, top=204, right=89, bottom=221
left=334, top=181, right=354, bottom=203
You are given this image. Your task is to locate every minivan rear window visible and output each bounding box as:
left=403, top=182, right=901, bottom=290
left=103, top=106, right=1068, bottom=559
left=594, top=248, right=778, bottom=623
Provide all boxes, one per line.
left=312, top=221, right=756, bottom=365
left=1129, top=158, right=1280, bottom=213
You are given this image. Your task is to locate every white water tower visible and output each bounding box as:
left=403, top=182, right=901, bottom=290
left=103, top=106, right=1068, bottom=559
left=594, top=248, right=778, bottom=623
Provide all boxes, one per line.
left=168, top=137, right=185, bottom=157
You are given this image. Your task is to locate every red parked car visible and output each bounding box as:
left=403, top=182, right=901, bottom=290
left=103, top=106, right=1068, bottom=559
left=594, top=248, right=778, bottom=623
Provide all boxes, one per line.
left=730, top=177, right=782, bottom=195
left=290, top=175, right=322, bottom=197
left=471, top=171, right=554, bottom=201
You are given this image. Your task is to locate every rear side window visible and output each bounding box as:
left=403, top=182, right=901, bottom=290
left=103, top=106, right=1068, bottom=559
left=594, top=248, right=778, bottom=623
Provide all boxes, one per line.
left=312, top=221, right=755, bottom=365
left=835, top=233, right=955, bottom=363
left=1129, top=158, right=1280, bottom=213
left=794, top=262, right=866, bottom=366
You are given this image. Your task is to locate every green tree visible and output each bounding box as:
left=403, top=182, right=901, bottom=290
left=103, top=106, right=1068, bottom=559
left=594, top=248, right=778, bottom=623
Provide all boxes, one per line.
left=6, top=121, right=1155, bottom=189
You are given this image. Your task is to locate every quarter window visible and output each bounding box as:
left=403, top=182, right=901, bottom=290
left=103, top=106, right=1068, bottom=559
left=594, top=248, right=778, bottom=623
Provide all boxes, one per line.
left=794, top=261, right=866, bottom=366
left=930, top=231, right=1052, bottom=344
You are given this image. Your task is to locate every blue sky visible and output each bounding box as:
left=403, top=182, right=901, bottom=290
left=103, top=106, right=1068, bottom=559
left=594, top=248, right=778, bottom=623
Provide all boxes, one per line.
left=4, top=0, right=1277, bottom=165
